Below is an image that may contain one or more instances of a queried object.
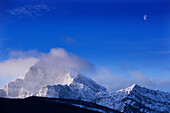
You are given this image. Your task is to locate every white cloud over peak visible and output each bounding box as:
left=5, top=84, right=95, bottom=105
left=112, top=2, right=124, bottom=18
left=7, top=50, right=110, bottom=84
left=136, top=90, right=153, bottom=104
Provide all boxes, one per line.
left=0, top=48, right=94, bottom=86
left=0, top=48, right=169, bottom=91
left=38, top=48, right=95, bottom=73
left=0, top=57, right=39, bottom=78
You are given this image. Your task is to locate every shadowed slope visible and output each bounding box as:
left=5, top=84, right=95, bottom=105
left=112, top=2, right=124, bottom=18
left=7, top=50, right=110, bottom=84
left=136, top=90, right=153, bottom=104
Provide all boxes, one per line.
left=0, top=96, right=120, bottom=113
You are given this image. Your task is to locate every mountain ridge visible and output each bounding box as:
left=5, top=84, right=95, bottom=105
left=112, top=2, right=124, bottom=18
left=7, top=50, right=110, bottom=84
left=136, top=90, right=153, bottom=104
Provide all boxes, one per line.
left=0, top=62, right=170, bottom=112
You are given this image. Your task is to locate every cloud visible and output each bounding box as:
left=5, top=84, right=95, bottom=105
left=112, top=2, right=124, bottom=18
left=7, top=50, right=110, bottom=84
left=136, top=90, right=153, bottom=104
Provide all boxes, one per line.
left=154, top=51, right=170, bottom=55
left=9, top=50, right=41, bottom=58
left=1, top=48, right=169, bottom=92
left=8, top=4, right=50, bottom=17
left=92, top=67, right=131, bottom=92
left=93, top=67, right=170, bottom=92
left=0, top=58, right=39, bottom=78
left=130, top=71, right=170, bottom=91
left=65, top=37, right=75, bottom=44
left=37, top=48, right=95, bottom=73
left=0, top=48, right=94, bottom=80
left=120, top=63, right=136, bottom=71
left=59, top=35, right=75, bottom=44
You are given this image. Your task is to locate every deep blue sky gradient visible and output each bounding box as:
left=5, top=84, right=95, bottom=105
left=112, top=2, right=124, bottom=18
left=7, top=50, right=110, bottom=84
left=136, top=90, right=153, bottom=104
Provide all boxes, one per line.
left=0, top=0, right=170, bottom=80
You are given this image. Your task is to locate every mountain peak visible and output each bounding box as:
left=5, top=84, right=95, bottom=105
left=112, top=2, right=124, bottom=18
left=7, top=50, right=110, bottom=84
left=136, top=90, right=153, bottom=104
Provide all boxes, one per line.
left=130, top=83, right=137, bottom=88
left=116, top=84, right=139, bottom=95
left=2, top=62, right=107, bottom=98
left=126, top=84, right=137, bottom=93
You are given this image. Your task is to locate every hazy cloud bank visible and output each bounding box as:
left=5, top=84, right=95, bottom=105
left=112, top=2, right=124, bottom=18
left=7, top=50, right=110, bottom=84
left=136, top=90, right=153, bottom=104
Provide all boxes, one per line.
left=37, top=48, right=95, bottom=73
left=0, top=48, right=94, bottom=82
left=0, top=48, right=169, bottom=92
left=0, top=58, right=39, bottom=78
left=93, top=67, right=170, bottom=92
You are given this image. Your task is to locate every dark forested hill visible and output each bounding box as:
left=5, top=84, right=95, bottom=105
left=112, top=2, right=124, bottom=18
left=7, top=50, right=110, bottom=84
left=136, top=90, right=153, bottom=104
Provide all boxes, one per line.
left=0, top=96, right=120, bottom=113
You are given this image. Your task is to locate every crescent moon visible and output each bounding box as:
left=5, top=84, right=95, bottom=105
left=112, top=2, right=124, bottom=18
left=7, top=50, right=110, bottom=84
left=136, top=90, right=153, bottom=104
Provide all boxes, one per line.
left=144, top=15, right=147, bottom=20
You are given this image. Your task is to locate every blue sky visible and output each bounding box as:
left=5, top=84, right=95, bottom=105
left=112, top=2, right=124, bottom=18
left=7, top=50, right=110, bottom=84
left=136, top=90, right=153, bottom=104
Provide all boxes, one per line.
left=0, top=0, right=170, bottom=91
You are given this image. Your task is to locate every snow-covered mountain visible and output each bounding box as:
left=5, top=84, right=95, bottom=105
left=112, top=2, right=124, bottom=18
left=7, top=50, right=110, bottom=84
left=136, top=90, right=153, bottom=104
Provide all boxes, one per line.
left=1, top=62, right=106, bottom=99
left=96, top=84, right=170, bottom=112
left=0, top=61, right=170, bottom=112
left=36, top=73, right=107, bottom=103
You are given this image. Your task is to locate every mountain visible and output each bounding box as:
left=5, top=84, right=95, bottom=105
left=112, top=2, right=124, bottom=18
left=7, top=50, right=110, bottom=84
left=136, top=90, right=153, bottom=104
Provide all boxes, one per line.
left=1, top=62, right=107, bottom=100
left=96, top=84, right=170, bottom=113
left=37, top=74, right=107, bottom=103
left=0, top=61, right=170, bottom=112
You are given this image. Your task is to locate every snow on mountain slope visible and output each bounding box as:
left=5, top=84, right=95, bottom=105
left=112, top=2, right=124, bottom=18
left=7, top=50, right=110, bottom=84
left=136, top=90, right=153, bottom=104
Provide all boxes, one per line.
left=1, top=61, right=107, bottom=99
left=96, top=84, right=170, bottom=113
left=0, top=59, right=170, bottom=113
left=37, top=79, right=106, bottom=102
left=122, top=84, right=170, bottom=113
left=36, top=69, right=107, bottom=102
